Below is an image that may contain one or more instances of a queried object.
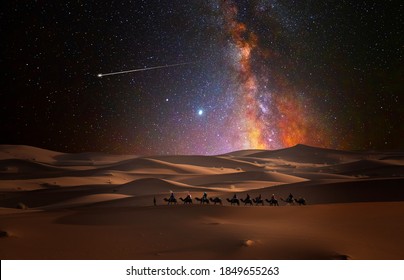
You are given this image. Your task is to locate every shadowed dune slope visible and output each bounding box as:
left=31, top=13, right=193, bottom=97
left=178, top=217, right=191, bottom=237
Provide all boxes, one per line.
left=222, top=149, right=266, bottom=157
left=1, top=144, right=404, bottom=260
left=41, top=193, right=132, bottom=209
left=149, top=155, right=262, bottom=171
left=0, top=159, right=68, bottom=174
left=320, top=159, right=404, bottom=177
left=0, top=145, right=63, bottom=162
left=115, top=178, right=203, bottom=195
left=172, top=171, right=307, bottom=186
left=95, top=158, right=225, bottom=175
left=249, top=144, right=365, bottom=164
left=243, top=177, right=404, bottom=205
left=1, top=202, right=404, bottom=259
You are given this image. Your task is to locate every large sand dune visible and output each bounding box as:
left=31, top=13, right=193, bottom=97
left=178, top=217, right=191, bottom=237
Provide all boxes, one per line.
left=0, top=144, right=403, bottom=259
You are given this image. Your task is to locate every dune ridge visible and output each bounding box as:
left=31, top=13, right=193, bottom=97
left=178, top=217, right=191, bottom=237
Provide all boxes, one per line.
left=0, top=144, right=403, bottom=259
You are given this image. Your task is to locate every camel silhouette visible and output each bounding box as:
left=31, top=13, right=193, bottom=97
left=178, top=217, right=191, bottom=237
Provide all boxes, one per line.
left=240, top=198, right=253, bottom=206
left=281, top=197, right=295, bottom=205
left=294, top=198, right=307, bottom=205
left=163, top=197, right=177, bottom=205
left=179, top=197, right=193, bottom=204
left=226, top=198, right=240, bottom=206
left=209, top=197, right=222, bottom=205
left=253, top=197, right=265, bottom=206
left=195, top=197, right=210, bottom=204
left=265, top=198, right=279, bottom=206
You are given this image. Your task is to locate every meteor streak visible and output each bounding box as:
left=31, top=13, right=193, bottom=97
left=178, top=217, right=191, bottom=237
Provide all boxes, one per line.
left=97, top=62, right=193, bottom=77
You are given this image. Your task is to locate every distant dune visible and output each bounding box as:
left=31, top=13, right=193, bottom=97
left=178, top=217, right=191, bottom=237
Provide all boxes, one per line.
left=0, top=145, right=64, bottom=162
left=0, top=144, right=403, bottom=259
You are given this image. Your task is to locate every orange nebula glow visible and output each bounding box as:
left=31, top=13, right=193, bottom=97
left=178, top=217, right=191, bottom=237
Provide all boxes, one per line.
left=222, top=0, right=329, bottom=150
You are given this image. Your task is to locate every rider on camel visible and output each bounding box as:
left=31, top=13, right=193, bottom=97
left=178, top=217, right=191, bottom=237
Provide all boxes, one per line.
left=169, top=191, right=175, bottom=201
left=185, top=192, right=192, bottom=200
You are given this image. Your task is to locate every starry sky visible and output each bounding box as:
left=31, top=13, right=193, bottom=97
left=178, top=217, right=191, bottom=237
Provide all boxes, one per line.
left=1, top=0, right=402, bottom=155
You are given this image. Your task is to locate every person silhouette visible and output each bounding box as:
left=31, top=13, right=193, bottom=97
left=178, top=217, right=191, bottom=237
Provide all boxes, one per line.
left=186, top=192, right=192, bottom=200
left=169, top=191, right=175, bottom=201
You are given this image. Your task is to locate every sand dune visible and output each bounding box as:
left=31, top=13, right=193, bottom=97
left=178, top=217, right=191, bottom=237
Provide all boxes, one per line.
left=116, top=178, right=205, bottom=195
left=222, top=149, right=266, bottom=157
left=241, top=177, right=404, bottom=205
left=379, top=155, right=404, bottom=165
left=0, top=159, right=65, bottom=174
left=95, top=157, right=231, bottom=175
left=150, top=155, right=263, bottom=171
left=171, top=170, right=307, bottom=186
left=0, top=202, right=403, bottom=259
left=0, top=144, right=403, bottom=259
left=0, top=145, right=63, bottom=163
left=53, top=152, right=137, bottom=165
left=320, top=159, right=404, bottom=177
left=41, top=193, right=132, bottom=209
left=202, top=180, right=286, bottom=192
left=248, top=144, right=365, bottom=164
left=290, top=172, right=355, bottom=180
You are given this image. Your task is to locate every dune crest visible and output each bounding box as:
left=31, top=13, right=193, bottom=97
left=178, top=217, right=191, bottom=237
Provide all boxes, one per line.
left=0, top=144, right=403, bottom=259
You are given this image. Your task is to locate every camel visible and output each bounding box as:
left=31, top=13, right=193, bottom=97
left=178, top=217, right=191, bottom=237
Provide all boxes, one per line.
left=253, top=197, right=264, bottom=206
left=163, top=197, right=177, bottom=205
left=265, top=198, right=279, bottom=206
left=195, top=197, right=210, bottom=204
left=240, top=198, right=253, bottom=206
left=179, top=197, right=193, bottom=204
left=226, top=198, right=240, bottom=206
left=294, top=198, right=307, bottom=205
left=281, top=197, right=295, bottom=205
left=209, top=197, right=222, bottom=205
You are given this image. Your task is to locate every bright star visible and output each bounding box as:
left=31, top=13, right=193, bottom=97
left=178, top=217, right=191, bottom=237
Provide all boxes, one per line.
left=198, top=109, right=204, bottom=116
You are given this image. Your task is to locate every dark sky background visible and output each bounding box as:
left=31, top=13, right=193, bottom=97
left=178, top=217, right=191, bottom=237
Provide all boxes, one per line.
left=1, top=0, right=402, bottom=155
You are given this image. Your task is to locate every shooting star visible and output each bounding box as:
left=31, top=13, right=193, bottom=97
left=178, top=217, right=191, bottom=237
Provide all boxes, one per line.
left=97, top=62, right=193, bottom=78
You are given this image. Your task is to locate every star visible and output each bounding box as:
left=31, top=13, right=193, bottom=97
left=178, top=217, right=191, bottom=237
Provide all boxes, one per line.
left=0, top=1, right=400, bottom=154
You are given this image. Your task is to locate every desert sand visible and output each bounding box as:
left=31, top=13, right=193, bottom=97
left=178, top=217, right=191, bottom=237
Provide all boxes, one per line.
left=0, top=144, right=403, bottom=259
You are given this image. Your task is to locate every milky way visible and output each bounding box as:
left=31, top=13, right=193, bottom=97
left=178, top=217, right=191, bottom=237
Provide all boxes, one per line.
left=1, top=1, right=402, bottom=154
left=219, top=0, right=327, bottom=151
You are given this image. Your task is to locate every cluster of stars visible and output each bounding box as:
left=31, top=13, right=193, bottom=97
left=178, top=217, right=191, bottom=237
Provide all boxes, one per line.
left=0, top=0, right=402, bottom=154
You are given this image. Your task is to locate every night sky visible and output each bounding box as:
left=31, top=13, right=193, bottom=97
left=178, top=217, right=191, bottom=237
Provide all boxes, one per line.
left=1, top=1, right=402, bottom=155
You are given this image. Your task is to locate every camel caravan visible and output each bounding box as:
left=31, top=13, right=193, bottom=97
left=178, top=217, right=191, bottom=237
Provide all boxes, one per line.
left=160, top=191, right=306, bottom=206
